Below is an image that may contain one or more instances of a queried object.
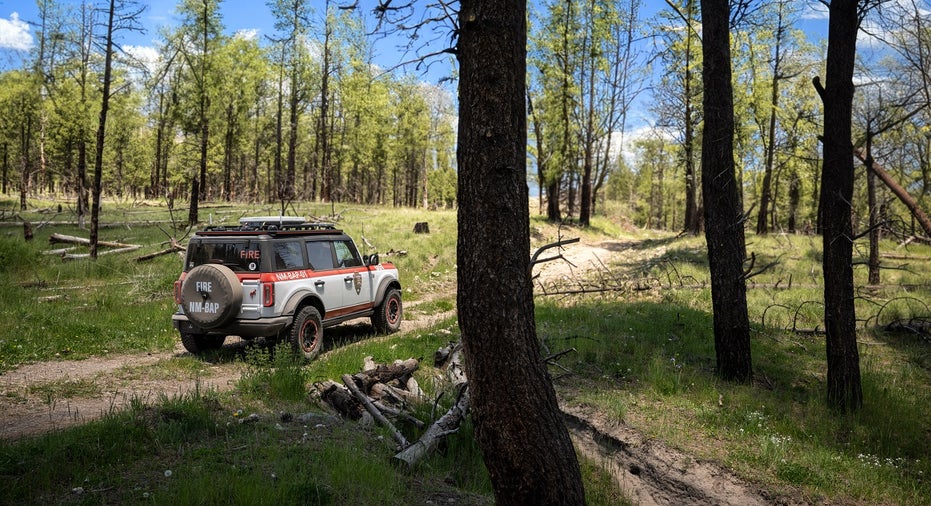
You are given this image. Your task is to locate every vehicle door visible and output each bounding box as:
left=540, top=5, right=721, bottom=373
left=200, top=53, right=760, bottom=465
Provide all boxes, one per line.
left=304, top=240, right=351, bottom=313
left=332, top=239, right=372, bottom=312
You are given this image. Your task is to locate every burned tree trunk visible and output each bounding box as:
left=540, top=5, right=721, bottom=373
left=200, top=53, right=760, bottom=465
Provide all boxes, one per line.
left=700, top=0, right=752, bottom=382
left=456, top=1, right=585, bottom=503
left=814, top=0, right=862, bottom=412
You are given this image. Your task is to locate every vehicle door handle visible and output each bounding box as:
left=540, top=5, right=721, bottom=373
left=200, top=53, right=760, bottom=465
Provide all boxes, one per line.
left=344, top=276, right=354, bottom=282
left=314, top=280, right=325, bottom=288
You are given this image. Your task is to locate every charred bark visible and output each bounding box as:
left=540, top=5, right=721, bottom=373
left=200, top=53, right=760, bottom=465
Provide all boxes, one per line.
left=816, top=0, right=862, bottom=412
left=456, top=1, right=585, bottom=503
left=700, top=0, right=752, bottom=382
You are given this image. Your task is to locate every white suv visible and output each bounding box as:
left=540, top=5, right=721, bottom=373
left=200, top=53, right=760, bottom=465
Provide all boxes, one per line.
left=172, top=217, right=402, bottom=359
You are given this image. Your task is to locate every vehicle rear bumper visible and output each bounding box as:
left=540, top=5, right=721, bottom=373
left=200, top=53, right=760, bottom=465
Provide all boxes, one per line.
left=172, top=313, right=292, bottom=338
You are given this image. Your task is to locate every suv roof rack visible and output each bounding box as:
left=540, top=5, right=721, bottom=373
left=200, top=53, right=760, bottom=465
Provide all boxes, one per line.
left=239, top=216, right=307, bottom=227
left=195, top=216, right=341, bottom=235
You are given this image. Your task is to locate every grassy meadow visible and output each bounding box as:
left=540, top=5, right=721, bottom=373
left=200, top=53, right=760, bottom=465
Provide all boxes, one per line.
left=1, top=198, right=929, bottom=505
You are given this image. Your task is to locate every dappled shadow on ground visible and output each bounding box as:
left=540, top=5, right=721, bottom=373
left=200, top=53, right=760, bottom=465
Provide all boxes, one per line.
left=188, top=321, right=380, bottom=364
left=541, top=295, right=931, bottom=502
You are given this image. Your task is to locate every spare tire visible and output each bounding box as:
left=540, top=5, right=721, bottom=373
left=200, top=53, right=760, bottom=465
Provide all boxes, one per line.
left=180, top=264, right=243, bottom=329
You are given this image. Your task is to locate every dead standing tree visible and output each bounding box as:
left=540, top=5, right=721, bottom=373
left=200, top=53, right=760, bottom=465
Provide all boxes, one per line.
left=88, top=0, right=146, bottom=259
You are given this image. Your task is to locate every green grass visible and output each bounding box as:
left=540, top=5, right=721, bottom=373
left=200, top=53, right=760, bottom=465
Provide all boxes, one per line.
left=538, top=230, right=931, bottom=505
left=2, top=201, right=930, bottom=504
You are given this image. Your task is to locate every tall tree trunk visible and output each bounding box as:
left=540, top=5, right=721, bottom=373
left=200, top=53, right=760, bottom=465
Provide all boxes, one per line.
left=287, top=66, right=299, bottom=202
left=683, top=0, right=701, bottom=235
left=19, top=118, right=31, bottom=211
left=77, top=136, right=88, bottom=228
left=787, top=167, right=800, bottom=232
left=274, top=45, right=285, bottom=204
left=2, top=142, right=7, bottom=194
left=864, top=134, right=881, bottom=285
left=546, top=178, right=561, bottom=221
left=756, top=4, right=790, bottom=235
left=527, top=90, right=547, bottom=216
left=756, top=77, right=779, bottom=234
left=816, top=0, right=862, bottom=413
left=319, top=1, right=333, bottom=202
left=152, top=98, right=164, bottom=199
left=90, top=0, right=116, bottom=260
left=224, top=104, right=235, bottom=201
left=700, top=0, right=752, bottom=382
left=457, top=1, right=585, bottom=503
left=578, top=0, right=597, bottom=227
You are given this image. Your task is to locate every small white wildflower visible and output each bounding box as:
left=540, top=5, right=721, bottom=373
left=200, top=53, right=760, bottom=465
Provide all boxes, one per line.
left=164, top=470, right=173, bottom=478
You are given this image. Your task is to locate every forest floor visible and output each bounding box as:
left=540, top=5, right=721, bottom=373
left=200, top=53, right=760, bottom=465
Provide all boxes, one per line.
left=1, top=236, right=795, bottom=505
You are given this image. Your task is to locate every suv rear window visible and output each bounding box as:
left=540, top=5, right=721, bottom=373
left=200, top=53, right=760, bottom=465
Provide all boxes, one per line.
left=187, top=241, right=262, bottom=272
left=273, top=241, right=305, bottom=271
left=306, top=241, right=335, bottom=270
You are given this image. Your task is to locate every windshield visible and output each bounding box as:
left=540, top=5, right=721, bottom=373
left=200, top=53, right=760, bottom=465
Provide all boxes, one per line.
left=186, top=241, right=262, bottom=272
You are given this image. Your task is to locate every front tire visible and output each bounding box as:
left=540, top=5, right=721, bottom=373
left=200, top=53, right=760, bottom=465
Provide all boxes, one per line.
left=372, top=288, right=402, bottom=334
left=290, top=306, right=323, bottom=360
left=181, top=333, right=226, bottom=354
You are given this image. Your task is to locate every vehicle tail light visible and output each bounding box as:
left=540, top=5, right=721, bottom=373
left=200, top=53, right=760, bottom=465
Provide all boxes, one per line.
left=262, top=282, right=275, bottom=307
left=174, top=280, right=182, bottom=304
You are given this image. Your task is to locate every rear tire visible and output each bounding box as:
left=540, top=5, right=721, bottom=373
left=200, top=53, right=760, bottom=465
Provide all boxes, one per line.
left=181, top=333, right=226, bottom=354
left=290, top=306, right=323, bottom=360
left=372, top=288, right=402, bottom=334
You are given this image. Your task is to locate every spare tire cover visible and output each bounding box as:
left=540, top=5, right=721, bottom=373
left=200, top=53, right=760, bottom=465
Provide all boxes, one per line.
left=180, top=264, right=243, bottom=329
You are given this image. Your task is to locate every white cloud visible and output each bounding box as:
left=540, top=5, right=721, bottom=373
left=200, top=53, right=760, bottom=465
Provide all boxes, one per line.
left=124, top=45, right=159, bottom=68
left=0, top=12, right=33, bottom=51
left=234, top=28, right=260, bottom=41
left=801, top=2, right=829, bottom=20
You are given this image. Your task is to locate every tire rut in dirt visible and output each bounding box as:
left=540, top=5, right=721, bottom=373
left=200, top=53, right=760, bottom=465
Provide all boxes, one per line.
left=561, top=405, right=778, bottom=506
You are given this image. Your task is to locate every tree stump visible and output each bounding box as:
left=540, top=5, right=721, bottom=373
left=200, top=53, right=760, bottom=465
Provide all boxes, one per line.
left=413, top=222, right=430, bottom=234
left=23, top=221, right=33, bottom=241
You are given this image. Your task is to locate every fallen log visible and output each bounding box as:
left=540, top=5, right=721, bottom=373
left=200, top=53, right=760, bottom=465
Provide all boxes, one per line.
left=437, top=342, right=467, bottom=386
left=49, top=233, right=139, bottom=250
left=135, top=239, right=186, bottom=262
left=394, top=384, right=470, bottom=468
left=342, top=374, right=409, bottom=449
left=353, top=358, right=419, bottom=393
left=316, top=380, right=364, bottom=420
left=44, top=247, right=77, bottom=256
left=372, top=400, right=426, bottom=429
left=371, top=382, right=421, bottom=405
left=855, top=148, right=931, bottom=239
left=62, top=245, right=142, bottom=260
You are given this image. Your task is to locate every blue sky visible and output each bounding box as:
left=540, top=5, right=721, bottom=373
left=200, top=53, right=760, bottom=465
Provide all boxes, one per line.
left=0, top=0, right=459, bottom=78
left=1, top=0, right=831, bottom=76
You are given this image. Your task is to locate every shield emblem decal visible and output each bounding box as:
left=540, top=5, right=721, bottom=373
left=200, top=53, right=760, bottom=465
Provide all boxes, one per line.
left=353, top=272, right=362, bottom=295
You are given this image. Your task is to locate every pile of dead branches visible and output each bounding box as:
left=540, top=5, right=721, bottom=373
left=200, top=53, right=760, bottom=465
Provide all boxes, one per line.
left=313, top=341, right=469, bottom=467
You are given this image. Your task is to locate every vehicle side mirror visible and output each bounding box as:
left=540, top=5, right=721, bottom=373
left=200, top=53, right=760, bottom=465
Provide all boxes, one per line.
left=366, top=253, right=379, bottom=266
